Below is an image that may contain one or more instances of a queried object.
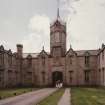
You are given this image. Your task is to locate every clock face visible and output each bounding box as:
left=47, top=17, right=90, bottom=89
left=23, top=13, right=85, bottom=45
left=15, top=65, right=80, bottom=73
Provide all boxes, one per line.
left=55, top=32, right=60, bottom=42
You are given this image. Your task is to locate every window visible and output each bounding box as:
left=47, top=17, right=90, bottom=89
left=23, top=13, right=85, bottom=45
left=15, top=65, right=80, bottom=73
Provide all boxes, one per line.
left=0, top=71, right=4, bottom=83
left=27, top=58, right=32, bottom=67
left=55, top=32, right=60, bottom=43
left=98, top=56, right=100, bottom=65
left=8, top=55, right=12, bottom=66
left=42, top=56, right=45, bottom=65
left=102, top=51, right=104, bottom=60
left=85, top=56, right=89, bottom=66
left=0, top=53, right=4, bottom=65
left=0, top=71, right=1, bottom=82
left=102, top=68, right=105, bottom=84
left=53, top=47, right=61, bottom=57
left=27, top=55, right=32, bottom=67
left=99, top=69, right=101, bottom=83
left=0, top=53, right=2, bottom=65
left=42, top=71, right=45, bottom=83
left=84, top=70, right=90, bottom=82
left=51, top=34, right=54, bottom=44
left=69, top=71, right=73, bottom=83
left=69, top=56, right=72, bottom=65
left=62, top=33, right=65, bottom=41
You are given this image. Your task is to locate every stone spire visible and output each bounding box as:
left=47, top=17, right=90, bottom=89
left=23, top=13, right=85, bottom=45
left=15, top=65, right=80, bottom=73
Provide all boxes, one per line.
left=57, top=0, right=60, bottom=20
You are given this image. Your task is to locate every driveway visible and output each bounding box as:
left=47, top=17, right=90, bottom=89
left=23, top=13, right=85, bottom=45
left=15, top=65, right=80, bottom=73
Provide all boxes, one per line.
left=0, top=88, right=57, bottom=105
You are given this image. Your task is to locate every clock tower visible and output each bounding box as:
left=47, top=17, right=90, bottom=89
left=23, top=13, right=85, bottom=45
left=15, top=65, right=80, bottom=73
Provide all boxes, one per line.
left=50, top=8, right=66, bottom=57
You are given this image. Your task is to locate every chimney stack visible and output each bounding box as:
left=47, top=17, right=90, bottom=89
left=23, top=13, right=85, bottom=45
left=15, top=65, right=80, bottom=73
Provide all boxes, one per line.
left=16, top=44, right=23, bottom=58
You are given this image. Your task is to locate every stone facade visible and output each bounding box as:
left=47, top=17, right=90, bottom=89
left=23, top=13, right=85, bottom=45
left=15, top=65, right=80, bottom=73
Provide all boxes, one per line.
left=97, top=44, right=105, bottom=86
left=0, top=17, right=105, bottom=88
left=0, top=45, right=20, bottom=88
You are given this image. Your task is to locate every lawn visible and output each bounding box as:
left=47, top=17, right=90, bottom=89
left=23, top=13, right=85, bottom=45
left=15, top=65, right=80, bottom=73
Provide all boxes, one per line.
left=37, top=88, right=65, bottom=105
left=71, top=87, right=105, bottom=105
left=0, top=88, right=36, bottom=99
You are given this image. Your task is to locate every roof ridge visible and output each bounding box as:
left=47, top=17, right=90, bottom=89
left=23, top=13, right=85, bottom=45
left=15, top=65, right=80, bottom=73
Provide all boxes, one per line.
left=75, top=49, right=98, bottom=51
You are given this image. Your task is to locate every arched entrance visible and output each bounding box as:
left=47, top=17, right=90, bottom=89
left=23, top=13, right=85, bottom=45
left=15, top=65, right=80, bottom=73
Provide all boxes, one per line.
left=52, top=71, right=63, bottom=86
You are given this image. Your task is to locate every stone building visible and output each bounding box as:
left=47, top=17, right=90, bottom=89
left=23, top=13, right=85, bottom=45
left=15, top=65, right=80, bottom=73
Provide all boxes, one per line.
left=0, top=13, right=105, bottom=88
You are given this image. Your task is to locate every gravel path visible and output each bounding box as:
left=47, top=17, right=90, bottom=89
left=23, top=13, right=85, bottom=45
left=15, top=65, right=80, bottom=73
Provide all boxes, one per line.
left=0, top=88, right=57, bottom=105
left=58, top=88, right=71, bottom=105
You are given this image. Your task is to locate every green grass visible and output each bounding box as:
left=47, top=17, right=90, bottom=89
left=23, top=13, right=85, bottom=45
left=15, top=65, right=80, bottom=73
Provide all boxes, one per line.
left=71, top=87, right=105, bottom=105
left=37, top=88, right=65, bottom=105
left=0, top=88, right=36, bottom=99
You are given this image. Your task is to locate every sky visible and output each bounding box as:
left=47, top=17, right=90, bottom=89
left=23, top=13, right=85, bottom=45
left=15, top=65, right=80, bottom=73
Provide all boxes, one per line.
left=0, top=0, right=105, bottom=53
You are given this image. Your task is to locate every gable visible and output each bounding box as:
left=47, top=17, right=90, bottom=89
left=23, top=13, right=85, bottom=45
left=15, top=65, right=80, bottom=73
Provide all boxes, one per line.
left=66, top=48, right=77, bottom=57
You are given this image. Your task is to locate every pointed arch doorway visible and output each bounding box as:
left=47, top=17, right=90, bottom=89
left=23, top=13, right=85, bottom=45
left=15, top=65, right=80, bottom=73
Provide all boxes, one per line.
left=52, top=71, right=63, bottom=86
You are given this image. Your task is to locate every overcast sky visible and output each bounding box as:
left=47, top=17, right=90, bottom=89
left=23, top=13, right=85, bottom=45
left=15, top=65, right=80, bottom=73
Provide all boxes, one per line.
left=0, top=0, right=105, bottom=53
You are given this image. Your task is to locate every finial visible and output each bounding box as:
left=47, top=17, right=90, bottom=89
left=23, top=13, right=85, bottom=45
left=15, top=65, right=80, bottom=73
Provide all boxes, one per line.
left=70, top=44, right=72, bottom=49
left=42, top=46, right=44, bottom=50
